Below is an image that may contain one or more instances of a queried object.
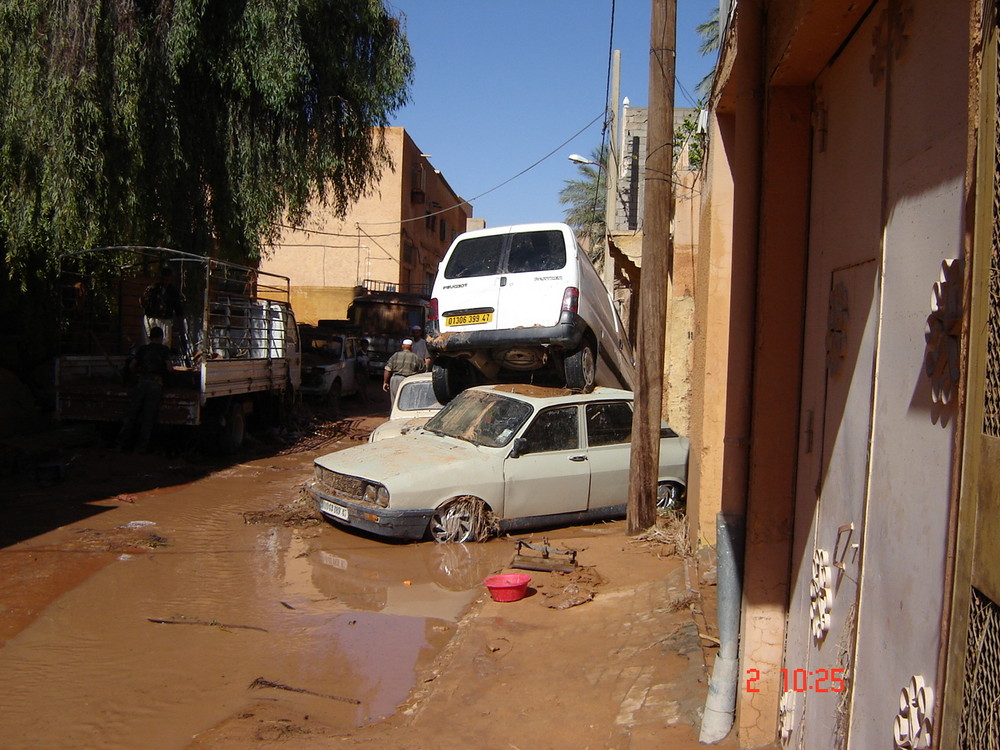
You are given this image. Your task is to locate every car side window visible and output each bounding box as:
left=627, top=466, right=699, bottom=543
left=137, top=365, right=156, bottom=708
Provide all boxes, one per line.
left=585, top=402, right=633, bottom=446
left=520, top=406, right=579, bottom=454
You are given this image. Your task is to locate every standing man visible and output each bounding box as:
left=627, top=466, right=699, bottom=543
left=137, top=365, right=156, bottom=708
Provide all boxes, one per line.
left=410, top=324, right=432, bottom=369
left=118, top=326, right=173, bottom=453
left=140, top=266, right=184, bottom=355
left=383, top=339, right=425, bottom=402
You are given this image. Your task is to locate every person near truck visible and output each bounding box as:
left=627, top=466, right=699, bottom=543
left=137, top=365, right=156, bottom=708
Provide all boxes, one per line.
left=140, top=266, right=185, bottom=357
left=118, top=326, right=173, bottom=453
left=383, top=339, right=425, bottom=402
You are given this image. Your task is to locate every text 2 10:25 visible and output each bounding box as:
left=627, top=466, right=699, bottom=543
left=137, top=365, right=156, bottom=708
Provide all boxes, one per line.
left=745, top=668, right=846, bottom=693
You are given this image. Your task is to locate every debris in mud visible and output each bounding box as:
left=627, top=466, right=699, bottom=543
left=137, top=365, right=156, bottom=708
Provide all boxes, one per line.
left=628, top=510, right=691, bottom=557
left=71, top=526, right=168, bottom=552
left=540, top=565, right=607, bottom=609
left=254, top=720, right=311, bottom=741
left=147, top=616, right=268, bottom=632
left=542, top=582, right=594, bottom=609
left=248, top=677, right=361, bottom=705
left=242, top=493, right=322, bottom=527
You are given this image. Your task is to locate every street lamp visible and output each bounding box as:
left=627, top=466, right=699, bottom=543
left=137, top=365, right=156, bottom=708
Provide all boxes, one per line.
left=568, top=154, right=602, bottom=168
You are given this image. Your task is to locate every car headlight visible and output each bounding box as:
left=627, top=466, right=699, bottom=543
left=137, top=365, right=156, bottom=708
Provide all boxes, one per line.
left=362, top=483, right=390, bottom=507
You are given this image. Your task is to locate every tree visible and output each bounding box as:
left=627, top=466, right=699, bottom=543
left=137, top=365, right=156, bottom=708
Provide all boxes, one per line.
left=0, top=0, right=412, bottom=370
left=675, top=108, right=705, bottom=170
left=695, top=6, right=720, bottom=98
left=559, top=147, right=606, bottom=265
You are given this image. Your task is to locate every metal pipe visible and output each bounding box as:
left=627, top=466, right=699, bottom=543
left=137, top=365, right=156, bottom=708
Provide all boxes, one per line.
left=700, top=512, right=744, bottom=743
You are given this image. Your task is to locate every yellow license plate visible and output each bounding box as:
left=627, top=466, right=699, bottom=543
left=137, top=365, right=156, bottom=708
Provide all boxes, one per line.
left=445, top=312, right=493, bottom=326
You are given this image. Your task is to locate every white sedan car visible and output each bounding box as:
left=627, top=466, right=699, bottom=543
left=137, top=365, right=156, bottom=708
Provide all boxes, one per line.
left=307, top=385, right=689, bottom=543
left=369, top=373, right=443, bottom=442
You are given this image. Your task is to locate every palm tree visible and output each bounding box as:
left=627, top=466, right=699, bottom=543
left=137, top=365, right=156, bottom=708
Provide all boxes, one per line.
left=696, top=6, right=720, bottom=98
left=559, top=147, right=607, bottom=265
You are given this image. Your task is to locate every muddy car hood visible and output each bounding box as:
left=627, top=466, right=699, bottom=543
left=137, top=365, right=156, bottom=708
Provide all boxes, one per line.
left=315, top=431, right=504, bottom=505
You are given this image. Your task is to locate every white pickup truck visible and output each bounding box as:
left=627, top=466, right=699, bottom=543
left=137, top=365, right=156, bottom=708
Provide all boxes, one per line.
left=55, top=247, right=301, bottom=451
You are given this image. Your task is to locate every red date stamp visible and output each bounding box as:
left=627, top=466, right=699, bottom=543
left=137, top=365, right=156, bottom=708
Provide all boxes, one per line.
left=745, top=668, right=846, bottom=693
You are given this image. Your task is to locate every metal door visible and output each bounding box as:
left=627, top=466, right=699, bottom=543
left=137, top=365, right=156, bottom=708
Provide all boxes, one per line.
left=782, top=6, right=885, bottom=745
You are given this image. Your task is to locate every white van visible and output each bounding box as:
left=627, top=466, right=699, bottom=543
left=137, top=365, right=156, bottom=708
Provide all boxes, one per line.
left=426, top=222, right=635, bottom=401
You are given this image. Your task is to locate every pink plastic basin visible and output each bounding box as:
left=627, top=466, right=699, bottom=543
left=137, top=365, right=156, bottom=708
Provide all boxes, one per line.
left=484, top=573, right=532, bottom=602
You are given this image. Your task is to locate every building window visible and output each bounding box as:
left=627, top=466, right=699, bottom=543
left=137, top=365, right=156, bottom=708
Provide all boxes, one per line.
left=425, top=211, right=436, bottom=232
left=439, top=218, right=448, bottom=243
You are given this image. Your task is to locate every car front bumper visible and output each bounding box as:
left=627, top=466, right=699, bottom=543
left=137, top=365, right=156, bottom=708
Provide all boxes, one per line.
left=306, top=479, right=433, bottom=541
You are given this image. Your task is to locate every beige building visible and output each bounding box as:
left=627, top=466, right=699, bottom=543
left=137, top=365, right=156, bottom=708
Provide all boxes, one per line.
left=261, top=127, right=472, bottom=324
left=685, top=0, right=998, bottom=747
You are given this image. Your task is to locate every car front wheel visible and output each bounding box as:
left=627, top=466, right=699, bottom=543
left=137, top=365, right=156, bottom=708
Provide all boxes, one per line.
left=429, top=497, right=492, bottom=543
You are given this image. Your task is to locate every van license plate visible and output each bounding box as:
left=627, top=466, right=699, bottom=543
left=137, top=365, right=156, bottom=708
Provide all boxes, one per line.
left=320, top=499, right=349, bottom=520
left=445, top=312, right=493, bottom=326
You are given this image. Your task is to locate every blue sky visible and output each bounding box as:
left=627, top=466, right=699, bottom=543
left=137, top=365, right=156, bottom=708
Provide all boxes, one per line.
left=385, top=1, right=717, bottom=228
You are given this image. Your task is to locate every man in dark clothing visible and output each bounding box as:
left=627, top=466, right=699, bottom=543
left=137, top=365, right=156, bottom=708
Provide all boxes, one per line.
left=141, top=266, right=186, bottom=358
left=118, top=326, right=173, bottom=453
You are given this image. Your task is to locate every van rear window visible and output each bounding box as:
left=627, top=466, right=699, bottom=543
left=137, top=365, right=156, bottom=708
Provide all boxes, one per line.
left=506, top=230, right=566, bottom=273
left=444, top=235, right=504, bottom=278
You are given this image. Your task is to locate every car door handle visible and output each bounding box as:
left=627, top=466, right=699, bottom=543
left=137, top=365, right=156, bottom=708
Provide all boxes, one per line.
left=569, top=455, right=588, bottom=462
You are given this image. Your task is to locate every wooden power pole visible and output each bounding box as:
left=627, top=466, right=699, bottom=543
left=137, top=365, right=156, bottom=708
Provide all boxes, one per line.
left=627, top=0, right=676, bottom=534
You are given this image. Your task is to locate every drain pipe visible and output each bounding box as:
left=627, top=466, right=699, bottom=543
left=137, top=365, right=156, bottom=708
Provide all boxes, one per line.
left=700, top=512, right=744, bottom=744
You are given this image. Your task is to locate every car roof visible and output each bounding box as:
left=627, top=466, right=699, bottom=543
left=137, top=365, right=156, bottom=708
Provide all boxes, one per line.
left=399, top=372, right=433, bottom=384
left=454, top=221, right=572, bottom=241
left=469, top=384, right=633, bottom=406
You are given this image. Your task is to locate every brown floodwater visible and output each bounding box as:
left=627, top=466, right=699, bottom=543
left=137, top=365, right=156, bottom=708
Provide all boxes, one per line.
left=0, top=451, right=511, bottom=750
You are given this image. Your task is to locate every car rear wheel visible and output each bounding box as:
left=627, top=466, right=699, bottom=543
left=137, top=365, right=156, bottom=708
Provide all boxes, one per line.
left=429, top=497, right=492, bottom=543
left=656, top=481, right=686, bottom=511
left=564, top=341, right=596, bottom=392
left=432, top=359, right=473, bottom=404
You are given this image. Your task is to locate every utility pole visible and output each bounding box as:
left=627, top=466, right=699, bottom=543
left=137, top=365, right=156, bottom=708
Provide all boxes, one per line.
left=627, top=0, right=676, bottom=534
left=604, top=49, right=621, bottom=291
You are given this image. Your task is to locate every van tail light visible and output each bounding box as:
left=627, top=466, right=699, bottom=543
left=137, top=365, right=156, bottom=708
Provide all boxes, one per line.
left=428, top=298, right=439, bottom=321
left=561, top=287, right=579, bottom=314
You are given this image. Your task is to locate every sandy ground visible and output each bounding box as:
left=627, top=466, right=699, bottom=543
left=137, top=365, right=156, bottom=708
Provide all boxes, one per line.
left=0, top=393, right=757, bottom=750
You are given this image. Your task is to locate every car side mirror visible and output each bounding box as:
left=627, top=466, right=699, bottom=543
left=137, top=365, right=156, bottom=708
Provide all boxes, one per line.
left=509, top=437, right=528, bottom=459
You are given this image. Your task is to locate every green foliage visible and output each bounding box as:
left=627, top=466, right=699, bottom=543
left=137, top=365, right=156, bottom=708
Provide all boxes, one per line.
left=0, top=0, right=412, bottom=373
left=675, top=109, right=705, bottom=171
left=559, top=148, right=606, bottom=264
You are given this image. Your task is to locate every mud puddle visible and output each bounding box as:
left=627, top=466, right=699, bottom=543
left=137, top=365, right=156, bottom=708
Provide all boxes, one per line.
left=0, top=452, right=510, bottom=750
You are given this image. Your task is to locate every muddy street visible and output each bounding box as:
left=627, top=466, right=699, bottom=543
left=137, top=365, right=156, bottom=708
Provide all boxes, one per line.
left=0, top=399, right=511, bottom=749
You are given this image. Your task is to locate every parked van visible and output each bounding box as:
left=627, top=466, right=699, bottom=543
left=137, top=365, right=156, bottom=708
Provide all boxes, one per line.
left=427, top=222, right=635, bottom=401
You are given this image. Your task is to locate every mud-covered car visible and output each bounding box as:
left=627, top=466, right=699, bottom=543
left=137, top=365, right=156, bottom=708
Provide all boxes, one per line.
left=298, top=326, right=361, bottom=406
left=369, top=373, right=444, bottom=442
left=307, top=385, right=689, bottom=542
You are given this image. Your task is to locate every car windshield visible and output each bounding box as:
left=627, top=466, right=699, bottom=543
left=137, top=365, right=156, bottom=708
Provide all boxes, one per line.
left=423, top=390, right=532, bottom=447
left=397, top=381, right=442, bottom=412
